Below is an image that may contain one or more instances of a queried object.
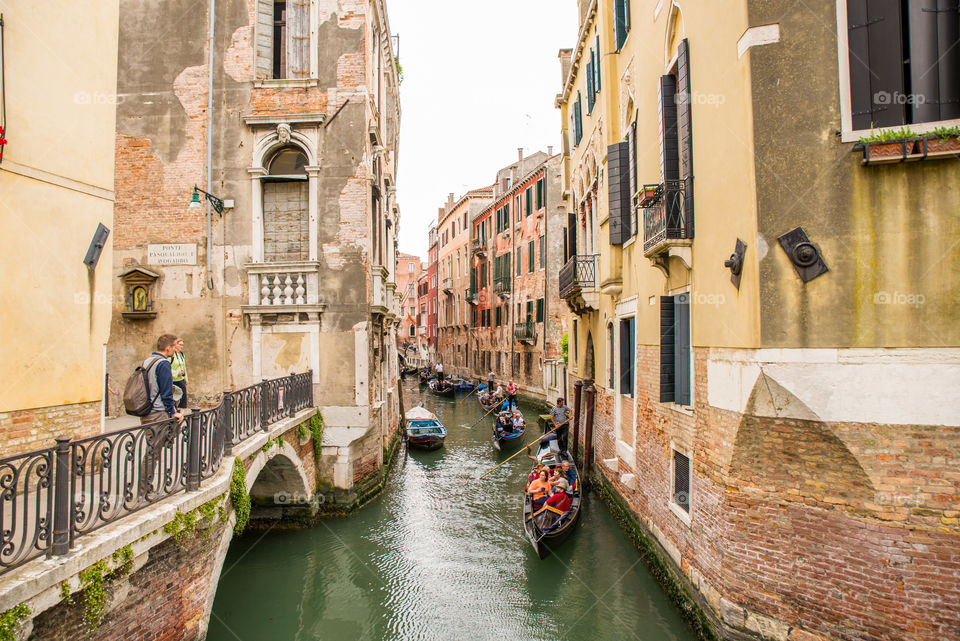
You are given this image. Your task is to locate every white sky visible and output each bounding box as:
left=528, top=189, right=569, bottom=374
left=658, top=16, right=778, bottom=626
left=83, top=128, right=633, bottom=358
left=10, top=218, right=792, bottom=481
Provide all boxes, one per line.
left=389, top=0, right=578, bottom=258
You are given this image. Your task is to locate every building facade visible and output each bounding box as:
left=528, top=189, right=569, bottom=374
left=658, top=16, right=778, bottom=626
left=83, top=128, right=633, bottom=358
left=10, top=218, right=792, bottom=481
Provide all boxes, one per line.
left=557, top=1, right=960, bottom=640
left=396, top=252, right=422, bottom=359
left=437, top=188, right=493, bottom=377
left=468, top=151, right=566, bottom=402
left=107, top=0, right=403, bottom=492
left=0, top=1, right=120, bottom=455
left=418, top=224, right=439, bottom=362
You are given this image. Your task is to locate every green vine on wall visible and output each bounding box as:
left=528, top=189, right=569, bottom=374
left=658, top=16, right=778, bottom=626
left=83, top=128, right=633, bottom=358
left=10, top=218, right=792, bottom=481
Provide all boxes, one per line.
left=163, top=497, right=225, bottom=546
left=560, top=333, right=569, bottom=364
left=0, top=604, right=30, bottom=641
left=69, top=543, right=135, bottom=638
left=309, top=413, right=324, bottom=463
left=296, top=422, right=308, bottom=440
left=231, top=459, right=251, bottom=536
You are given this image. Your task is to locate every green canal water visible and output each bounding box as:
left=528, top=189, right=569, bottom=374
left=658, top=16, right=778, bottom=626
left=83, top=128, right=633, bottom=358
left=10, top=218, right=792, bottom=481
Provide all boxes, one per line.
left=207, top=380, right=696, bottom=641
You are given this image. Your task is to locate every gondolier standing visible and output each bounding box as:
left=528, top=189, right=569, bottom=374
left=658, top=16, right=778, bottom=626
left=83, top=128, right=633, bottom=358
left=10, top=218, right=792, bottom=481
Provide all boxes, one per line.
left=434, top=361, right=444, bottom=382
left=549, top=397, right=572, bottom=452
left=487, top=368, right=495, bottom=392
left=506, top=380, right=518, bottom=409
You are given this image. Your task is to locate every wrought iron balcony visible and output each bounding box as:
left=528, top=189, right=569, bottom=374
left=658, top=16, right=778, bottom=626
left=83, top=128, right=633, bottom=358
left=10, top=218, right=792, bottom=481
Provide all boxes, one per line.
left=494, top=277, right=511, bottom=297
left=514, top=321, right=536, bottom=344
left=641, top=180, right=692, bottom=255
left=559, top=255, right=597, bottom=299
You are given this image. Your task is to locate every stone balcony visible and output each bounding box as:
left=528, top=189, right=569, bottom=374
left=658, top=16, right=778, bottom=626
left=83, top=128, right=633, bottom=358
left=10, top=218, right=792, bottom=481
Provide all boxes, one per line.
left=242, top=261, right=325, bottom=324
left=371, top=266, right=389, bottom=316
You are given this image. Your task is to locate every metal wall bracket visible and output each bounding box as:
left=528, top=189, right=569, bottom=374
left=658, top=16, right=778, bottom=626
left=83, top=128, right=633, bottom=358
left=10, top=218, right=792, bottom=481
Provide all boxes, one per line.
left=724, top=238, right=746, bottom=290
left=777, top=227, right=828, bottom=282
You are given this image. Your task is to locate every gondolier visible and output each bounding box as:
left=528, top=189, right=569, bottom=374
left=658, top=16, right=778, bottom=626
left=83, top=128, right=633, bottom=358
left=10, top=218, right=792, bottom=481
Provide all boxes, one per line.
left=549, top=397, right=571, bottom=452
left=487, top=369, right=495, bottom=392
left=434, top=361, right=444, bottom=382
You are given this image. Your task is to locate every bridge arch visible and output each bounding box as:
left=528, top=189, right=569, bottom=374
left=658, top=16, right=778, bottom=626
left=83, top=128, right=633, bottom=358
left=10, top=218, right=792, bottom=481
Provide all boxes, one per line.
left=246, top=441, right=313, bottom=513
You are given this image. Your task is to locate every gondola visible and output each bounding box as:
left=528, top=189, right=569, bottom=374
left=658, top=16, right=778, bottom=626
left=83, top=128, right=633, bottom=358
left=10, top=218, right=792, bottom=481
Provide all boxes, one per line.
left=478, top=393, right=506, bottom=413
left=427, top=378, right=456, bottom=398
left=405, top=405, right=446, bottom=451
left=492, top=410, right=525, bottom=451
left=400, top=365, right=419, bottom=377
left=418, top=369, right=433, bottom=385
left=522, top=433, right=582, bottom=559
left=448, top=376, right=477, bottom=392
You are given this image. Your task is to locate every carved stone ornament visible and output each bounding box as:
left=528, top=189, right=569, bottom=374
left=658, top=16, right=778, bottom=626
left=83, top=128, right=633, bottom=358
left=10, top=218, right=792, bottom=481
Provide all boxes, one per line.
left=277, top=123, right=292, bottom=144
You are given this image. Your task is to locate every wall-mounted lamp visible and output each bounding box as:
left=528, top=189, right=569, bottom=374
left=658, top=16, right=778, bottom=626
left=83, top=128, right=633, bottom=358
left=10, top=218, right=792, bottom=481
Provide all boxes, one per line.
left=83, top=223, right=111, bottom=270
left=189, top=185, right=225, bottom=216
left=778, top=227, right=828, bottom=283
left=724, top=238, right=746, bottom=290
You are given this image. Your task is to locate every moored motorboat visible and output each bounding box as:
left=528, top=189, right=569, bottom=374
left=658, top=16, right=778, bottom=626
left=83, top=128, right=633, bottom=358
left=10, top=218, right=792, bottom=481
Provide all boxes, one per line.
left=522, top=433, right=582, bottom=559
left=405, top=405, right=447, bottom=451
left=492, top=409, right=525, bottom=451
left=428, top=378, right=456, bottom=397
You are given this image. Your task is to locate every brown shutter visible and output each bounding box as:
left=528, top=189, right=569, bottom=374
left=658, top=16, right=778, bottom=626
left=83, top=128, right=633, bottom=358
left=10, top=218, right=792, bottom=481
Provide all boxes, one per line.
left=846, top=0, right=905, bottom=129
left=286, top=0, right=310, bottom=77
left=607, top=142, right=631, bottom=245
left=676, top=39, right=694, bottom=238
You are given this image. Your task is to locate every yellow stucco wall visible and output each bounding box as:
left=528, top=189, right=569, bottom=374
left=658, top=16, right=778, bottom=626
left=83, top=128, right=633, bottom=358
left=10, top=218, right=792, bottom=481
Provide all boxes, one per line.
left=0, top=1, right=119, bottom=412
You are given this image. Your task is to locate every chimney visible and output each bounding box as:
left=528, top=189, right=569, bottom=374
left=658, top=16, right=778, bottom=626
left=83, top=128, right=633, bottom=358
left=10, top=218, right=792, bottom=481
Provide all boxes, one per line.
left=547, top=146, right=553, bottom=156
left=518, top=148, right=524, bottom=163
left=558, top=49, right=573, bottom=88
left=447, top=193, right=454, bottom=209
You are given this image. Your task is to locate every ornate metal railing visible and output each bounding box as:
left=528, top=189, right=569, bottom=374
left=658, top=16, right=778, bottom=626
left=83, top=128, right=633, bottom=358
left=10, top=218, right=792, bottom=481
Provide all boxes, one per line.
left=0, top=371, right=313, bottom=574
left=514, top=321, right=537, bottom=342
left=494, top=277, right=511, bottom=296
left=641, top=180, right=691, bottom=254
left=559, top=255, right=598, bottom=299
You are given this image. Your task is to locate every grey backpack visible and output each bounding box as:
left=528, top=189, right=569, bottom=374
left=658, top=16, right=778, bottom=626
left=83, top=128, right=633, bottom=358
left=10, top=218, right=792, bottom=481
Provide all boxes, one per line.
left=123, top=356, right=163, bottom=416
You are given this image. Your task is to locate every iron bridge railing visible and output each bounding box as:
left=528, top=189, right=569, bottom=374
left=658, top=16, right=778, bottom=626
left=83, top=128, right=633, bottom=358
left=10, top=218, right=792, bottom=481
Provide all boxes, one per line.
left=0, top=371, right=313, bottom=574
left=559, top=254, right=598, bottom=299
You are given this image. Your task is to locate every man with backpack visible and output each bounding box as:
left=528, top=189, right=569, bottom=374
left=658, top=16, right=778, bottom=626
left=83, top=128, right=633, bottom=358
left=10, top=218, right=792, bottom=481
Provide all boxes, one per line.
left=139, top=334, right=183, bottom=425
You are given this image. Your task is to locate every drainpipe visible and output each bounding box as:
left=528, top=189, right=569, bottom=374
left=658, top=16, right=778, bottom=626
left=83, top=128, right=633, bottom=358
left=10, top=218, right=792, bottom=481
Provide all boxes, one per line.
left=206, top=0, right=216, bottom=290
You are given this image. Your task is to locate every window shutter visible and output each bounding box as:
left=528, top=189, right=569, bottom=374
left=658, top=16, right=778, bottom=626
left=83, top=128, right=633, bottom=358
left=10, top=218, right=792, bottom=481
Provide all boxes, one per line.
left=907, top=1, right=960, bottom=123
left=528, top=240, right=535, bottom=272
left=256, top=0, right=273, bottom=79
left=846, top=0, right=905, bottom=129
left=470, top=267, right=477, bottom=291
left=674, top=293, right=691, bottom=405
left=536, top=298, right=544, bottom=322
left=659, top=74, right=680, bottom=182
left=614, top=0, right=628, bottom=50
left=595, top=35, right=602, bottom=92
left=660, top=296, right=675, bottom=403
left=619, top=318, right=634, bottom=396
left=676, top=39, right=694, bottom=238
left=286, top=0, right=310, bottom=78
left=607, top=142, right=632, bottom=245
left=568, top=212, right=578, bottom=259
left=539, top=237, right=545, bottom=267
left=673, top=451, right=690, bottom=512
left=526, top=300, right=533, bottom=323
left=526, top=188, right=533, bottom=217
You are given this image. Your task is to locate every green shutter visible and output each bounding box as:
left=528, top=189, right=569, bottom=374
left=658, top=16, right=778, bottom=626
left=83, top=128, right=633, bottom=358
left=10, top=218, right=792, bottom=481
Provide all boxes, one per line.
left=528, top=240, right=535, bottom=272
left=525, top=188, right=533, bottom=217
left=525, top=301, right=533, bottom=323
left=536, top=298, right=544, bottom=322
left=595, top=35, right=601, bottom=92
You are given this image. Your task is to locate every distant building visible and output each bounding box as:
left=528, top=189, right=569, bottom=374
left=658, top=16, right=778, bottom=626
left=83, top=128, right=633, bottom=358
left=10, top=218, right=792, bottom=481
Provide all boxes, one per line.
left=396, top=252, right=422, bottom=358
left=419, top=224, right=439, bottom=362
left=436, top=188, right=494, bottom=377
left=0, top=2, right=120, bottom=455
left=468, top=150, right=566, bottom=402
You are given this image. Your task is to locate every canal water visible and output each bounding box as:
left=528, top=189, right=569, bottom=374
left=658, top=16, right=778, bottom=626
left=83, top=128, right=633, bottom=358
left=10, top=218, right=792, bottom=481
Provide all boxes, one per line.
left=208, top=380, right=696, bottom=641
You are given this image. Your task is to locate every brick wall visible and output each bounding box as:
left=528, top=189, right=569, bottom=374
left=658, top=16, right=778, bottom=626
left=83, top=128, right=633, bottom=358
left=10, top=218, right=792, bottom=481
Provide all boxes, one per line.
left=0, top=401, right=100, bottom=457
left=28, top=519, right=229, bottom=641
left=575, top=345, right=960, bottom=641
left=263, top=181, right=309, bottom=262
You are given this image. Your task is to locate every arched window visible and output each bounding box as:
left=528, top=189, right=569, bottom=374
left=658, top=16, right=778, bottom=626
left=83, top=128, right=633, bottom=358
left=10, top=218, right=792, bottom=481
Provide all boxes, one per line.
left=263, top=147, right=308, bottom=262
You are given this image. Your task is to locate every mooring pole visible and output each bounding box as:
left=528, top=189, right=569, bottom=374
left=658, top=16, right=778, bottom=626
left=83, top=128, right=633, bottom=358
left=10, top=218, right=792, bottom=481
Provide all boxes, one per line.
left=582, top=384, right=596, bottom=482
left=572, top=379, right=583, bottom=463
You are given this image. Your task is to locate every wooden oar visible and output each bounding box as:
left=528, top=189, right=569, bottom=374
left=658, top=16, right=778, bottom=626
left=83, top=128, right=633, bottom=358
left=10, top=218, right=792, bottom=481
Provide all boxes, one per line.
left=459, top=381, right=482, bottom=404
left=467, top=398, right=506, bottom=429
left=476, top=419, right=569, bottom=480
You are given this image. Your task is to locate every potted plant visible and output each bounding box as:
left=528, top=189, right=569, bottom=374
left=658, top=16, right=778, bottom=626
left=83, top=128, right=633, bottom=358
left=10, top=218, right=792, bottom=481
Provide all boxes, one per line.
left=638, top=184, right=660, bottom=206
left=924, top=126, right=960, bottom=158
left=858, top=126, right=920, bottom=163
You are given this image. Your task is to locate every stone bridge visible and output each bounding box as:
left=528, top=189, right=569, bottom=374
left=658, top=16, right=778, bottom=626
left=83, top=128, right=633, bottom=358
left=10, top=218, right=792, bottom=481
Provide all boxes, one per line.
left=0, top=401, right=399, bottom=641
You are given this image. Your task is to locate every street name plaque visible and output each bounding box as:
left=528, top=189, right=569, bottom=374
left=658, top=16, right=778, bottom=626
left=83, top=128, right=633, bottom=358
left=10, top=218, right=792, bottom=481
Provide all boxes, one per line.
left=147, top=244, right=197, bottom=265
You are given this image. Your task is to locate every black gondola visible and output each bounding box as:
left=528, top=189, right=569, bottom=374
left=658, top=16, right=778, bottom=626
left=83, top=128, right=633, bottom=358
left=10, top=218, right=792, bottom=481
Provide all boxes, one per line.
left=418, top=369, right=432, bottom=385
left=522, top=433, right=582, bottom=559
left=478, top=394, right=506, bottom=413
left=427, top=378, right=456, bottom=397
left=492, top=410, right=525, bottom=451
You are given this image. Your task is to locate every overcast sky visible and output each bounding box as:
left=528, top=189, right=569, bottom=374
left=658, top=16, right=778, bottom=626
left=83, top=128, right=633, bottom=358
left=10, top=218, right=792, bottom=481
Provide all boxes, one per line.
left=389, top=0, right=578, bottom=258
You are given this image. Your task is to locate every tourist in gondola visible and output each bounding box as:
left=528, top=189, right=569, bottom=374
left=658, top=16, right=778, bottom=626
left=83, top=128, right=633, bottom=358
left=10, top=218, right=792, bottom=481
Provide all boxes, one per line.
left=549, top=397, right=571, bottom=452
left=558, top=460, right=577, bottom=488
left=526, top=469, right=550, bottom=508
left=512, top=411, right=524, bottom=431
left=544, top=479, right=572, bottom=523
